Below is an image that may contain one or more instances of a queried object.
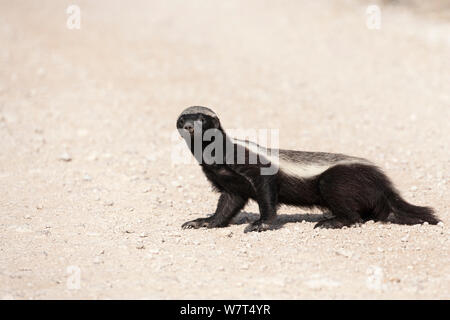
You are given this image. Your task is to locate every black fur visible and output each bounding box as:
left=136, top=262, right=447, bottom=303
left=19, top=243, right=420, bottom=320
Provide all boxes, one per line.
left=177, top=106, right=439, bottom=232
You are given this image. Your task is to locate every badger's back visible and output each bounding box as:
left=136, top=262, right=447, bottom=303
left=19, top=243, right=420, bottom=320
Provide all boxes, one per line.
left=276, top=149, right=371, bottom=180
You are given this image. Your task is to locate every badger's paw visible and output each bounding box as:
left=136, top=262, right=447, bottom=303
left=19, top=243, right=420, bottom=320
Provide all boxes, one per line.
left=244, top=220, right=272, bottom=233
left=314, top=217, right=352, bottom=229
left=181, top=217, right=220, bottom=229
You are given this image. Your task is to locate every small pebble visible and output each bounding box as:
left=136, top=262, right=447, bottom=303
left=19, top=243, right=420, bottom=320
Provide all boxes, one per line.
left=335, top=249, right=352, bottom=258
left=171, top=181, right=181, bottom=188
left=59, top=152, right=72, bottom=162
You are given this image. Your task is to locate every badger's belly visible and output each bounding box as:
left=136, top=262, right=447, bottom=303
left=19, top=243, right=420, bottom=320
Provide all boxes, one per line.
left=277, top=172, right=321, bottom=206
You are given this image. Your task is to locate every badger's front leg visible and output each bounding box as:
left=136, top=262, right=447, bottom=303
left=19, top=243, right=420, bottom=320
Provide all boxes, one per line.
left=182, top=192, right=248, bottom=229
left=244, top=176, right=278, bottom=233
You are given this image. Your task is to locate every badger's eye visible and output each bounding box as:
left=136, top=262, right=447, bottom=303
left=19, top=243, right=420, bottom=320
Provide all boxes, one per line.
left=178, top=118, right=184, bottom=126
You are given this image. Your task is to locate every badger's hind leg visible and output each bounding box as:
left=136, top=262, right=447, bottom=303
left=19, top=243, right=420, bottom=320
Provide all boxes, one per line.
left=314, top=164, right=368, bottom=229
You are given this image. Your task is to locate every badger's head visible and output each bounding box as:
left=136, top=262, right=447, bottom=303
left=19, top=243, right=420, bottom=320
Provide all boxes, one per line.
left=176, top=106, right=221, bottom=137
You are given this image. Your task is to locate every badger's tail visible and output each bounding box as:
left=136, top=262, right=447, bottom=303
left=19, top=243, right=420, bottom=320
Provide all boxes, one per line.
left=385, top=190, right=439, bottom=225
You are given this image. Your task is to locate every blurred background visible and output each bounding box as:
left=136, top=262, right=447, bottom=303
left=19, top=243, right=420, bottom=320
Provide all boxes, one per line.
left=1, top=0, right=449, bottom=299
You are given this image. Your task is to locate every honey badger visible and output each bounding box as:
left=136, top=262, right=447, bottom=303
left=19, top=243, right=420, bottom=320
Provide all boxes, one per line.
left=176, top=106, right=439, bottom=232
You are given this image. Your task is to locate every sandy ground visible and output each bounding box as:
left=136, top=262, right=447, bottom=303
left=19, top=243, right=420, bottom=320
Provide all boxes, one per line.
left=0, top=0, right=449, bottom=299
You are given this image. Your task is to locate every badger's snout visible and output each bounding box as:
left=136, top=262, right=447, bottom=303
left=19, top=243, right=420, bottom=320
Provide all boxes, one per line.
left=183, top=122, right=194, bottom=134
left=177, top=116, right=196, bottom=135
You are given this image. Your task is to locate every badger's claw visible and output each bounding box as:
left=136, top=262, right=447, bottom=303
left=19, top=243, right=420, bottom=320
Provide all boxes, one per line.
left=244, top=220, right=272, bottom=233
left=181, top=217, right=213, bottom=229
left=314, top=217, right=353, bottom=229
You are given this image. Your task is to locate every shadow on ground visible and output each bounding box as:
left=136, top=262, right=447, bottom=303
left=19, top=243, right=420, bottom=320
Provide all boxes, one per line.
left=231, top=211, right=328, bottom=230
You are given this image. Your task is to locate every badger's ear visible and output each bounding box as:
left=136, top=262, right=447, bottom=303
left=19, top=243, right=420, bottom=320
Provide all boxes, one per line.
left=212, top=117, right=220, bottom=128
